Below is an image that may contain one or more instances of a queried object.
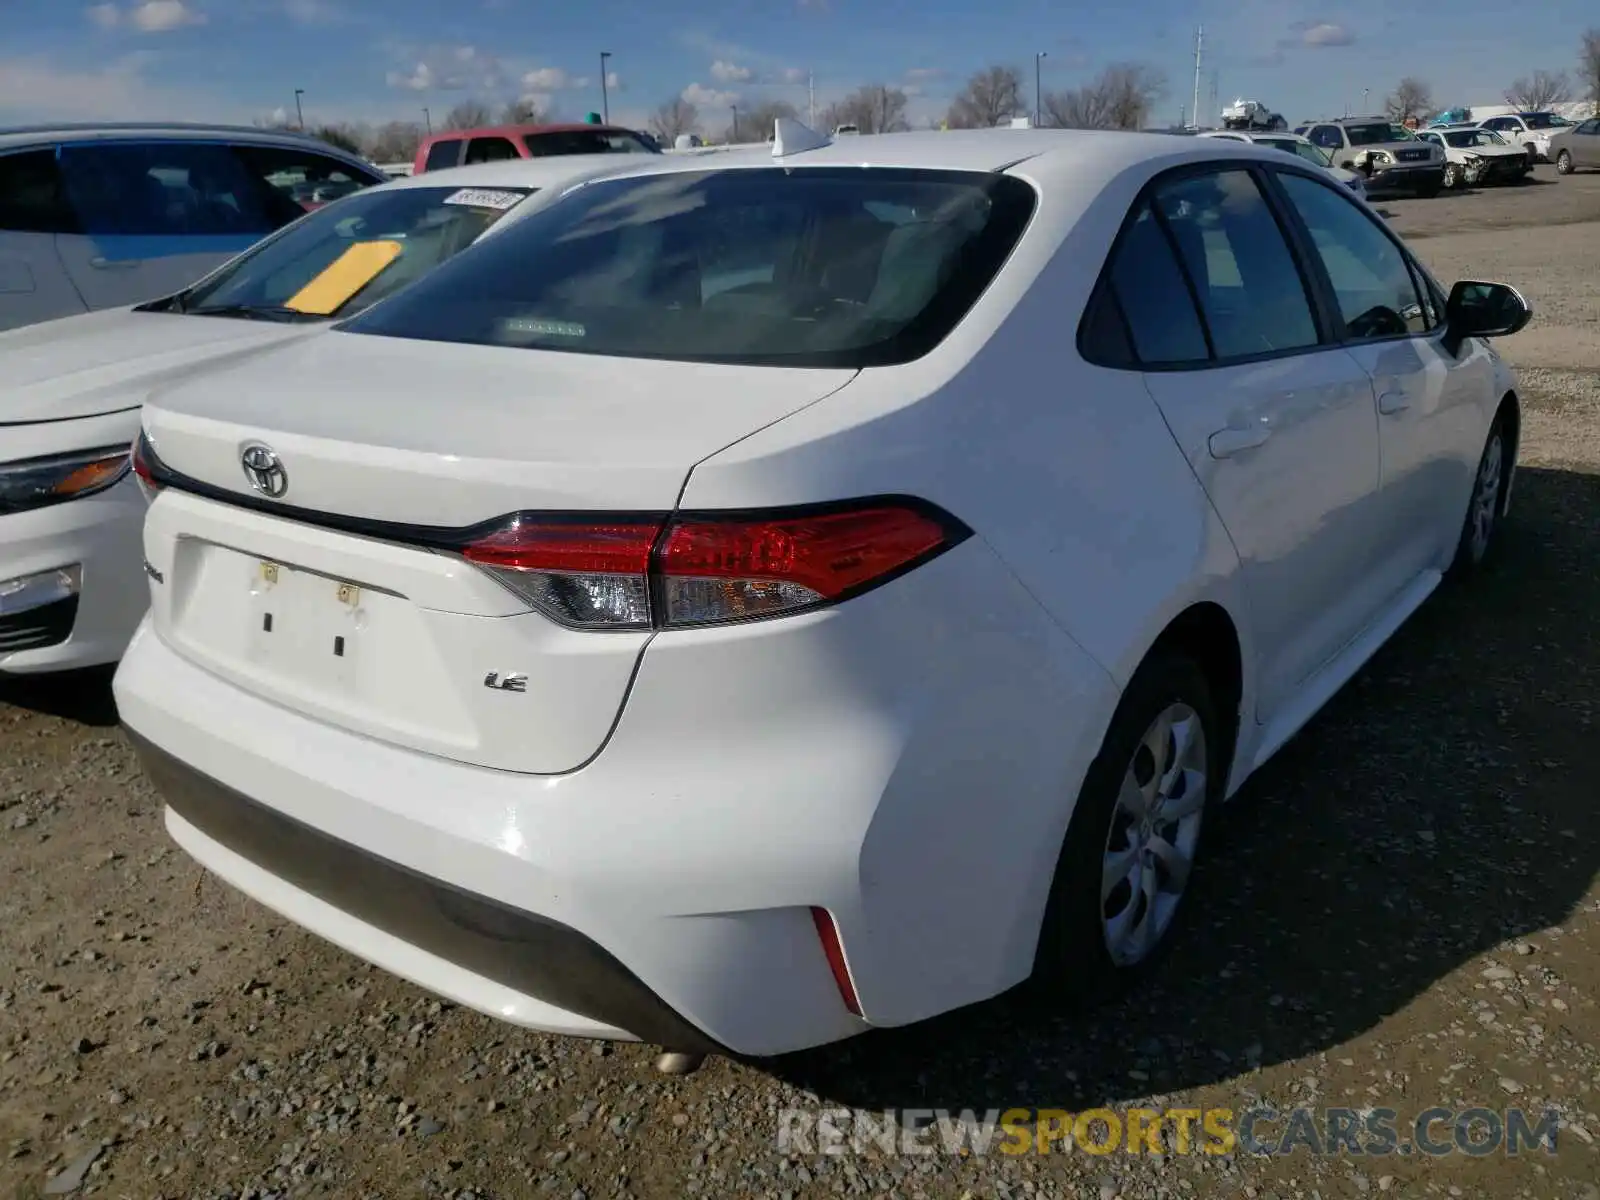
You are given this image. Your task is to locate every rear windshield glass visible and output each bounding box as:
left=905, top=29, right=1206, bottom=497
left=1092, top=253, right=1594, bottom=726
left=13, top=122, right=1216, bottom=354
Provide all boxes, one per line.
left=339, top=167, right=1039, bottom=368
left=172, top=184, right=533, bottom=318
left=1345, top=123, right=1394, bottom=146
left=523, top=130, right=659, bottom=157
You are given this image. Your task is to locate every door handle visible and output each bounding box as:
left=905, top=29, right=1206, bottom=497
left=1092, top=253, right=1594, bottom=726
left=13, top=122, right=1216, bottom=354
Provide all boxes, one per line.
left=1377, top=391, right=1410, bottom=414
left=89, top=256, right=142, bottom=269
left=1208, top=424, right=1273, bottom=458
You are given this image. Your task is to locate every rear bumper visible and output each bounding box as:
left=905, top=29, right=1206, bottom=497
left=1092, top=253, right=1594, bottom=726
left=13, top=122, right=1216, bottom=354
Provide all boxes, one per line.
left=130, top=730, right=721, bottom=1053
left=113, top=537, right=1119, bottom=1056
left=0, top=475, right=146, bottom=674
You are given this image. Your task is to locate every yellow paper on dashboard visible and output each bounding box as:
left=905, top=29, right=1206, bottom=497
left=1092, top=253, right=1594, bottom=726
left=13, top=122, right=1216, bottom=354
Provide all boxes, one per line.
left=284, top=240, right=404, bottom=315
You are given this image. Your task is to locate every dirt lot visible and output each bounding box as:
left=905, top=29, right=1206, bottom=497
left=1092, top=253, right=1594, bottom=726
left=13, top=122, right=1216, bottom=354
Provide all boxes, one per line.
left=3, top=169, right=1599, bottom=1200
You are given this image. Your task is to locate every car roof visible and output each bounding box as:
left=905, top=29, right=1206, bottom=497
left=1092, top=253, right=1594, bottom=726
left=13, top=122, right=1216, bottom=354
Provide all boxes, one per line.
left=0, top=121, right=374, bottom=160
left=411, top=127, right=1327, bottom=190
left=422, top=123, right=644, bottom=142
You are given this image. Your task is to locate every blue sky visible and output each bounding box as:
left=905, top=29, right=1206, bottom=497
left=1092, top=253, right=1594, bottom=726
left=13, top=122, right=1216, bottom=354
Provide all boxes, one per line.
left=1, top=0, right=1593, bottom=132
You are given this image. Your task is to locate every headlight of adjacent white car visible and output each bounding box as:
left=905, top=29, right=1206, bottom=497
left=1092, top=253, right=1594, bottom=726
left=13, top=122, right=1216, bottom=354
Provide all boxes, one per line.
left=0, top=446, right=132, bottom=515
left=1370, top=151, right=1393, bottom=165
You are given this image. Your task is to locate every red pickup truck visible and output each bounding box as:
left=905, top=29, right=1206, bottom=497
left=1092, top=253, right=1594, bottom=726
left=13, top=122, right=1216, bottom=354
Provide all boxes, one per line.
left=412, top=123, right=660, bottom=174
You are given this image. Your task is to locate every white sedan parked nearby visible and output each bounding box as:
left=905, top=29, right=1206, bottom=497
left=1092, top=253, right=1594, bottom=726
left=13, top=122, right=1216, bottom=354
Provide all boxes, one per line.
left=1199, top=129, right=1367, bottom=196
left=116, top=125, right=1530, bottom=1062
left=1, top=155, right=622, bottom=675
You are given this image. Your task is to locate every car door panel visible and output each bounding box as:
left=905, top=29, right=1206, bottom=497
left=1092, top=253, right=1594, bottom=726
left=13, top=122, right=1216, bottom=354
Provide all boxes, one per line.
left=0, top=231, right=86, bottom=332
left=1144, top=355, right=1382, bottom=716
left=1111, top=167, right=1385, bottom=721
left=1272, top=169, right=1489, bottom=599
left=53, top=233, right=260, bottom=309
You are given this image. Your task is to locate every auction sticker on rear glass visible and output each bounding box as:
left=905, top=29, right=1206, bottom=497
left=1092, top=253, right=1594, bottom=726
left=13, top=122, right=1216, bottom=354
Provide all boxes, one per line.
left=443, top=188, right=527, bottom=210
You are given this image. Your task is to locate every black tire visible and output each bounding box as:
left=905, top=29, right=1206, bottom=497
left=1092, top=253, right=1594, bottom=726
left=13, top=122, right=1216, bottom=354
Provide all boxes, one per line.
left=1556, top=149, right=1574, bottom=175
left=1448, top=411, right=1512, bottom=579
left=1442, top=163, right=1464, bottom=190
left=1030, top=651, right=1224, bottom=1009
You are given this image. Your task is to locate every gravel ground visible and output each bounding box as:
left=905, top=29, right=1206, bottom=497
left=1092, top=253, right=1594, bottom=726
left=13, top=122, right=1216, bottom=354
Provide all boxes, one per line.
left=3, top=173, right=1599, bottom=1200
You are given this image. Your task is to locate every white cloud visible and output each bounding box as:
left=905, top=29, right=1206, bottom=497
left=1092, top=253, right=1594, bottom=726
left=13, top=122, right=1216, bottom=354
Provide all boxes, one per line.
left=131, top=0, right=205, bottom=31
left=683, top=82, right=739, bottom=109
left=522, top=66, right=573, bottom=91
left=710, top=60, right=754, bottom=83
left=387, top=62, right=434, bottom=90
left=282, top=0, right=344, bottom=22
left=1300, top=21, right=1354, bottom=46
left=86, top=0, right=206, bottom=30
left=0, top=53, right=236, bottom=121
left=605, top=70, right=621, bottom=89
left=779, top=67, right=808, bottom=84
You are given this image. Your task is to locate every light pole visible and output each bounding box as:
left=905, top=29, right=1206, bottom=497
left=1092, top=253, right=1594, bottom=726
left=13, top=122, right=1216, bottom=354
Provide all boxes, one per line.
left=599, top=51, right=612, bottom=124
left=422, top=107, right=432, bottom=134
left=1034, top=51, right=1046, bottom=127
left=1362, top=87, right=1369, bottom=115
left=294, top=88, right=305, bottom=130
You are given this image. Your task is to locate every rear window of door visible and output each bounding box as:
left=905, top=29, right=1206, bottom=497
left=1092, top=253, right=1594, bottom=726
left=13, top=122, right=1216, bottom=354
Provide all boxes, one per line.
left=0, top=149, right=79, bottom=234
left=465, top=137, right=519, bottom=164
left=232, top=145, right=380, bottom=214
left=423, top=139, right=463, bottom=171
left=522, top=130, right=658, bottom=157
left=56, top=140, right=329, bottom=237
left=1148, top=169, right=1320, bottom=361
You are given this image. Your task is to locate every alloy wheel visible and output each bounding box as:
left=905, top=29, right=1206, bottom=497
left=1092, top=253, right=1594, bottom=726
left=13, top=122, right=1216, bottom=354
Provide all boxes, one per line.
left=1101, top=702, right=1208, bottom=967
left=1469, top=430, right=1504, bottom=563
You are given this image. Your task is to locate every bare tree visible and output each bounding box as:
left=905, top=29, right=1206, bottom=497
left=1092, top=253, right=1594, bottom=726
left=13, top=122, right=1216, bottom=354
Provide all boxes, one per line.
left=502, top=98, right=549, bottom=125
left=1505, top=70, right=1573, bottom=111
left=1042, top=63, right=1166, bottom=130
left=1583, top=29, right=1600, bottom=113
left=946, top=65, right=1025, bottom=129
left=366, top=121, right=424, bottom=162
left=443, top=100, right=494, bottom=130
left=721, top=99, right=800, bottom=142
left=1385, top=77, right=1433, bottom=123
left=650, top=96, right=700, bottom=142
left=310, top=123, right=365, bottom=156
left=823, top=85, right=911, bottom=135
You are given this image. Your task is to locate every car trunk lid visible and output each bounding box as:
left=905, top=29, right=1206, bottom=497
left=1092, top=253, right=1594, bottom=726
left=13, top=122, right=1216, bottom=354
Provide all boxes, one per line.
left=139, top=330, right=857, bottom=773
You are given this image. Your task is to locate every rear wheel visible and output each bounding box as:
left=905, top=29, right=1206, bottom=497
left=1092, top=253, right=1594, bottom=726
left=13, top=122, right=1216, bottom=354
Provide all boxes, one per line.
left=1448, top=412, right=1511, bottom=578
left=1556, top=149, right=1574, bottom=175
left=1032, top=652, right=1221, bottom=1006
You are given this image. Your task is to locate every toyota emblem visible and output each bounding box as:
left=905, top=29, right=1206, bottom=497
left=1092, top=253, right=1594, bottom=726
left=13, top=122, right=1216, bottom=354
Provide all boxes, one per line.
left=240, top=442, right=288, bottom=498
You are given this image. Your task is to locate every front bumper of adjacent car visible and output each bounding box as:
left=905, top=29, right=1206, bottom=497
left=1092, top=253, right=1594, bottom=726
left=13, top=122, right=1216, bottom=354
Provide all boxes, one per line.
left=1367, top=161, right=1445, bottom=193
left=1, top=474, right=147, bottom=673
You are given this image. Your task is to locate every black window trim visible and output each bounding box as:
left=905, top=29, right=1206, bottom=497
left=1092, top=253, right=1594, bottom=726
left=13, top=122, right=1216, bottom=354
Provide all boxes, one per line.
left=1076, top=158, right=1341, bottom=374
left=1259, top=164, right=1456, bottom=353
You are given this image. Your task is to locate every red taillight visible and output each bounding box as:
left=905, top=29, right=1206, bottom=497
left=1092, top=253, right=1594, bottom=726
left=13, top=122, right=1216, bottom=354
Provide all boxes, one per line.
left=810, top=907, right=862, bottom=1016
left=131, top=434, right=163, bottom=492
left=460, top=499, right=964, bottom=631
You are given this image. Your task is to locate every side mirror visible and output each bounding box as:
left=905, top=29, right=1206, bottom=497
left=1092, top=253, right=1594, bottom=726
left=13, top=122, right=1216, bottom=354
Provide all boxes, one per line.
left=1444, top=280, right=1532, bottom=352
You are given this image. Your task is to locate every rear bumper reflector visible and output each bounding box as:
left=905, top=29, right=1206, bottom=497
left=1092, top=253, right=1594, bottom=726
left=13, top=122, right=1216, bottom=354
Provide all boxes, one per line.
left=810, top=906, right=862, bottom=1016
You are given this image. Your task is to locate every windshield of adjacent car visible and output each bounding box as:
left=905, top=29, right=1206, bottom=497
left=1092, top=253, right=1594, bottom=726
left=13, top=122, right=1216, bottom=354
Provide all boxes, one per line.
left=1345, top=123, right=1395, bottom=146
left=1275, top=140, right=1333, bottom=167
left=1522, top=113, right=1570, bottom=129
left=171, top=184, right=534, bottom=318
left=523, top=130, right=659, bottom=157
left=1477, top=128, right=1510, bottom=144
left=339, top=167, right=1038, bottom=368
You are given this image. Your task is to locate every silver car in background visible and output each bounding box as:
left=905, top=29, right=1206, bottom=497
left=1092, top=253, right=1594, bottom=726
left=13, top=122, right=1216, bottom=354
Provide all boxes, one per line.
left=0, top=122, right=386, bottom=333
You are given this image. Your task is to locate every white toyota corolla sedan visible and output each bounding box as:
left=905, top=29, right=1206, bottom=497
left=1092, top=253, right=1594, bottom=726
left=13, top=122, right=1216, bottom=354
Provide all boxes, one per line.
left=0, top=155, right=622, bottom=675
left=114, top=123, right=1531, bottom=1063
